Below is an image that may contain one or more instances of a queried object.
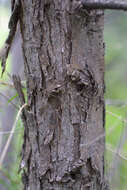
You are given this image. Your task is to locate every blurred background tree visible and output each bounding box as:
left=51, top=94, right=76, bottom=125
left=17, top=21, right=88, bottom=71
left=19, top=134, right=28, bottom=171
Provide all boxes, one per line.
left=0, top=0, right=23, bottom=189
left=105, top=10, right=127, bottom=190
left=0, top=1, right=127, bottom=190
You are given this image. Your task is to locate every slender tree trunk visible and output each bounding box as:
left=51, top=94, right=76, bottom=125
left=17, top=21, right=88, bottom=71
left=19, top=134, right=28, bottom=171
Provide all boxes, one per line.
left=17, top=1, right=108, bottom=189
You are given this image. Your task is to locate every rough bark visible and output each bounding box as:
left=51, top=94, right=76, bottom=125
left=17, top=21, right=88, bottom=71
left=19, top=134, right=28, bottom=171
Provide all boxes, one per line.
left=16, top=1, right=108, bottom=189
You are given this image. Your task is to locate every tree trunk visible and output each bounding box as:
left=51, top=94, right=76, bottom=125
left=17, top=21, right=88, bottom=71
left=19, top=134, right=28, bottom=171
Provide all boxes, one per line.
left=17, top=1, right=108, bottom=189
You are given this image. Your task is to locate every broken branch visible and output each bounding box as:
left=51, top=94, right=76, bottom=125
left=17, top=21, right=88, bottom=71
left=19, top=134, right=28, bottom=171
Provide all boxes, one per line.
left=0, top=0, right=21, bottom=76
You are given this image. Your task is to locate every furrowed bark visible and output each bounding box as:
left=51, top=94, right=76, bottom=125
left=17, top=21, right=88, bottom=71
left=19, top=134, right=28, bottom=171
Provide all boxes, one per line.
left=18, top=1, right=108, bottom=189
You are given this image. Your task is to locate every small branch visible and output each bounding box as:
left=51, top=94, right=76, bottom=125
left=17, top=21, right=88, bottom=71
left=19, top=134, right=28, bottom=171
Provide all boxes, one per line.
left=82, top=0, right=127, bottom=11
left=0, top=0, right=21, bottom=76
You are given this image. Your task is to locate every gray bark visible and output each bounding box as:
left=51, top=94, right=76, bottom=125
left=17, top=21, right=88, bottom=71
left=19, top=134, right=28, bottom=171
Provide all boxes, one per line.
left=15, top=1, right=108, bottom=189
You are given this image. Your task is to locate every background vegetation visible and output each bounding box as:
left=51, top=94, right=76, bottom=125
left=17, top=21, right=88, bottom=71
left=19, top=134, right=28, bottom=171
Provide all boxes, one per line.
left=0, top=2, right=127, bottom=190
left=105, top=10, right=127, bottom=190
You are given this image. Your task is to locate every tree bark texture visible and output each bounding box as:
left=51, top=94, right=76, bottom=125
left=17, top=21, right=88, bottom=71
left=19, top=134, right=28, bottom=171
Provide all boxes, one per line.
left=18, top=1, right=107, bottom=189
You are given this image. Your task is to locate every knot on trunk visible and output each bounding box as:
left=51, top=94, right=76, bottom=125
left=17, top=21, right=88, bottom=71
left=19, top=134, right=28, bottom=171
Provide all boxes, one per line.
left=67, top=64, right=98, bottom=97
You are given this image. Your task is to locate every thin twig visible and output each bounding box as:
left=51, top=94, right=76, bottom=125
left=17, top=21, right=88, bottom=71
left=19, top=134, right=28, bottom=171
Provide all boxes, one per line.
left=106, top=144, right=127, bottom=161
left=0, top=80, right=14, bottom=88
left=0, top=128, right=23, bottom=135
left=106, top=110, right=127, bottom=124
left=82, top=0, right=127, bottom=11
left=0, top=92, right=18, bottom=109
left=80, top=110, right=127, bottom=163
left=0, top=0, right=21, bottom=76
left=106, top=99, right=127, bottom=107
left=80, top=115, right=124, bottom=149
left=110, top=122, right=125, bottom=180
left=0, top=80, right=25, bottom=89
left=80, top=132, right=127, bottom=162
left=0, top=103, right=27, bottom=169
